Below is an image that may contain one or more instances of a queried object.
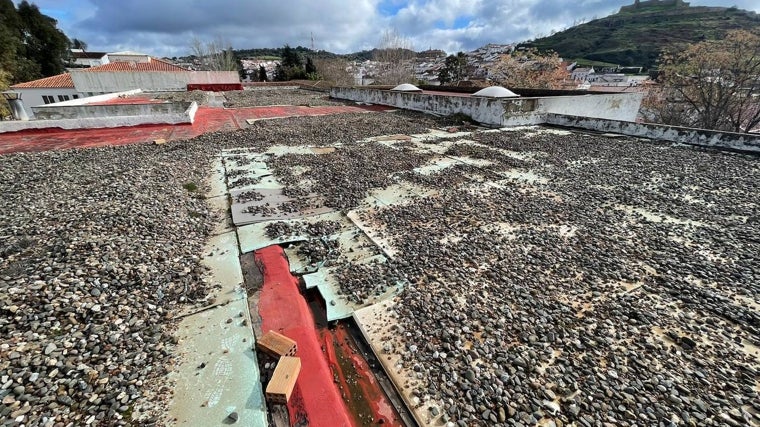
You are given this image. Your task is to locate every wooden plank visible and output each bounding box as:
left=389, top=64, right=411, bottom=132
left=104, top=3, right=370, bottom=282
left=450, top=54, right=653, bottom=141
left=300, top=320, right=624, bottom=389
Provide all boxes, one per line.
left=266, top=356, right=301, bottom=404
left=257, top=330, right=297, bottom=357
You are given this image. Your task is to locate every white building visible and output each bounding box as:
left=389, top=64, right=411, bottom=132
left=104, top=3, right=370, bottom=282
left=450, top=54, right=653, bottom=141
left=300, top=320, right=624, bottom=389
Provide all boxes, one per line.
left=9, top=56, right=239, bottom=119
left=571, top=67, right=595, bottom=81
left=105, top=51, right=153, bottom=63
left=9, top=74, right=83, bottom=119
left=70, top=49, right=109, bottom=68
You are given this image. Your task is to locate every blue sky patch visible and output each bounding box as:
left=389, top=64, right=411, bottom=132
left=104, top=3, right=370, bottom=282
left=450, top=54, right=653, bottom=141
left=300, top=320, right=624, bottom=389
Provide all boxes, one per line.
left=434, top=15, right=472, bottom=30
left=378, top=0, right=407, bottom=16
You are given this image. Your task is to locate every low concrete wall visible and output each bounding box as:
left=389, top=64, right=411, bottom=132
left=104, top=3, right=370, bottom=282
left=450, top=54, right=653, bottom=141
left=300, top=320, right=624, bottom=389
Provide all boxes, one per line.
left=32, top=101, right=193, bottom=120
left=329, top=87, right=643, bottom=127
left=0, top=101, right=197, bottom=133
left=546, top=114, right=760, bottom=154
left=330, top=87, right=507, bottom=126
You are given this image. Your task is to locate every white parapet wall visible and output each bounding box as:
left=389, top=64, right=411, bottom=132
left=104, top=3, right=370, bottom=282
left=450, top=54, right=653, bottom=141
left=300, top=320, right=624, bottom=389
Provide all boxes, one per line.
left=546, top=114, right=760, bottom=154
left=329, top=87, right=644, bottom=127
left=0, top=100, right=197, bottom=133
left=32, top=100, right=194, bottom=121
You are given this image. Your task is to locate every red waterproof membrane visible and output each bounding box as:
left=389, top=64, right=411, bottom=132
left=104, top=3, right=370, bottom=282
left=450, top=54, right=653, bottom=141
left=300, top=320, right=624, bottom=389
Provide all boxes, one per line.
left=255, top=245, right=354, bottom=427
left=0, top=104, right=393, bottom=155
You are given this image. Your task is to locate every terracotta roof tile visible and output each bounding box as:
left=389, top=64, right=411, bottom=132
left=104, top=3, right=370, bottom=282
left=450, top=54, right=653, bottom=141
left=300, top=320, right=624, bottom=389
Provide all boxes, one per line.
left=84, top=58, right=189, bottom=72
left=10, top=73, right=74, bottom=89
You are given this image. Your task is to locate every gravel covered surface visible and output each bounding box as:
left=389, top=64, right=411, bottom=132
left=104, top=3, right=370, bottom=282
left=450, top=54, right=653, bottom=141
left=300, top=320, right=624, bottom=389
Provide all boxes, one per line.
left=153, top=91, right=212, bottom=105
left=0, top=110, right=446, bottom=426
left=222, top=88, right=347, bottom=108
left=263, top=128, right=760, bottom=426
left=4, top=101, right=758, bottom=427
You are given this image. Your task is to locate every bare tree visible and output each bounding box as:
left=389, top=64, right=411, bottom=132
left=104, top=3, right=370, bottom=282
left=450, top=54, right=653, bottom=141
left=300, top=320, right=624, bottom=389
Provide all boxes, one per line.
left=488, top=49, right=568, bottom=89
left=652, top=30, right=760, bottom=133
left=190, top=36, right=237, bottom=72
left=373, top=29, right=415, bottom=85
left=313, top=58, right=355, bottom=86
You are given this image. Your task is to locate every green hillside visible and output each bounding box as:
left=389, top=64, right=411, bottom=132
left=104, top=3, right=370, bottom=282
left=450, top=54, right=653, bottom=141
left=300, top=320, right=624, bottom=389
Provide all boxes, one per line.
left=523, top=1, right=760, bottom=69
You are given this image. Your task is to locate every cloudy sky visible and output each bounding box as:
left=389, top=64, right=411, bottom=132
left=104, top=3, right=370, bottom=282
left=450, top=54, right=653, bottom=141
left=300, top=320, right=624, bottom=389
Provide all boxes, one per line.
left=25, top=0, right=760, bottom=57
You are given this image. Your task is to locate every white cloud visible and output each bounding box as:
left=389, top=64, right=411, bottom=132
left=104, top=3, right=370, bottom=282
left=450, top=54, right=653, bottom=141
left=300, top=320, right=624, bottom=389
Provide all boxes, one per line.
left=27, top=0, right=760, bottom=57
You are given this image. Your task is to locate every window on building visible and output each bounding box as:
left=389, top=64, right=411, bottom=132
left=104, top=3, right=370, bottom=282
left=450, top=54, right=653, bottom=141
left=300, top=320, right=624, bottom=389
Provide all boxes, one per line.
left=72, top=94, right=79, bottom=99
left=42, top=95, right=55, bottom=104
left=57, top=95, right=70, bottom=102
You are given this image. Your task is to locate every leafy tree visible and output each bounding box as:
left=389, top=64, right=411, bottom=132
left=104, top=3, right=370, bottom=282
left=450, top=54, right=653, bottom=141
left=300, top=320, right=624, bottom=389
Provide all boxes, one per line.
left=280, top=45, right=302, bottom=69
left=0, top=69, right=11, bottom=119
left=438, top=52, right=468, bottom=85
left=647, top=30, right=760, bottom=133
left=16, top=1, right=70, bottom=78
left=237, top=58, right=246, bottom=80
left=305, top=57, right=317, bottom=75
left=274, top=44, right=307, bottom=81
left=487, top=49, right=567, bottom=89
left=274, top=63, right=285, bottom=81
left=71, top=38, right=87, bottom=50
left=0, top=0, right=69, bottom=83
left=258, top=65, right=268, bottom=82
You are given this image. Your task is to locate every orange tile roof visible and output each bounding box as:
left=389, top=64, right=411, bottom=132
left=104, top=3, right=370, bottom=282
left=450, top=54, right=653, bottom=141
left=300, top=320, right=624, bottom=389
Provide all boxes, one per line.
left=11, top=73, right=74, bottom=89
left=84, top=58, right=189, bottom=72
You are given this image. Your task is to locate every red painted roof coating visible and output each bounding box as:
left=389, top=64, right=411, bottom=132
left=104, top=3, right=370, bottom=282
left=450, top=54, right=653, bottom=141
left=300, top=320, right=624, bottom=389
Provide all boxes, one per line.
left=83, top=58, right=189, bottom=72
left=0, top=104, right=394, bottom=155
left=10, top=73, right=74, bottom=89
left=255, top=246, right=355, bottom=427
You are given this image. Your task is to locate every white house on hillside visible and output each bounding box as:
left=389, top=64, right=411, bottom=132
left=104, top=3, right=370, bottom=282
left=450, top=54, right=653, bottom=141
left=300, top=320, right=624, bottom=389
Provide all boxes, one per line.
left=571, top=67, right=595, bottom=81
